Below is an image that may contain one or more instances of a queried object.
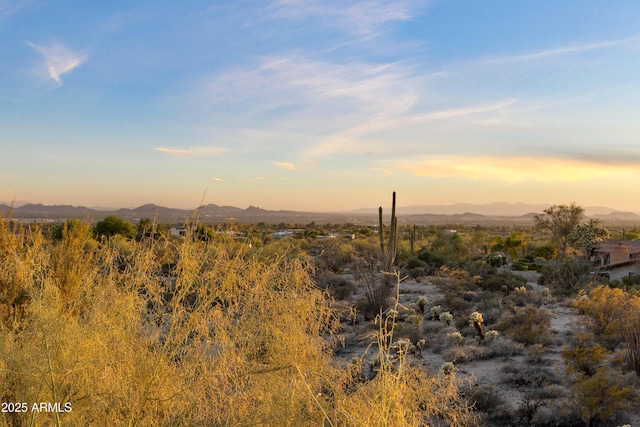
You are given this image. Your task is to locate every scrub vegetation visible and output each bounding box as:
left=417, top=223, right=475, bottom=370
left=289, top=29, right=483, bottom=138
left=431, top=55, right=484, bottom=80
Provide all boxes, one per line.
left=2, top=198, right=640, bottom=426
left=0, top=214, right=472, bottom=427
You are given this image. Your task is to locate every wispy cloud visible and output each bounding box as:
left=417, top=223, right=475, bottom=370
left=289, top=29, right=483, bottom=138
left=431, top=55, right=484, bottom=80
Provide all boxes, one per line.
left=197, top=54, right=520, bottom=162
left=305, top=99, right=516, bottom=158
left=212, top=177, right=224, bottom=182
left=273, top=161, right=295, bottom=170
left=27, top=42, right=88, bottom=85
left=270, top=0, right=424, bottom=36
left=481, top=34, right=640, bottom=65
left=201, top=55, right=419, bottom=151
left=205, top=55, right=416, bottom=116
left=154, top=146, right=227, bottom=157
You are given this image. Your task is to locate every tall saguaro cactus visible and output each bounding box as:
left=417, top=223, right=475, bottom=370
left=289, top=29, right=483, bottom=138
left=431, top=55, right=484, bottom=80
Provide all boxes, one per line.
left=379, top=191, right=398, bottom=271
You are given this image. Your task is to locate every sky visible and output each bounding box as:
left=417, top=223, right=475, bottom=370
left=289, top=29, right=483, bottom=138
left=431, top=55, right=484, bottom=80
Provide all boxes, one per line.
left=2, top=1, right=640, bottom=212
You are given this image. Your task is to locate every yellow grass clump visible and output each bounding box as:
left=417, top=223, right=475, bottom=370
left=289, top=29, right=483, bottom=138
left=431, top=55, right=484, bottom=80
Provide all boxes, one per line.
left=0, top=218, right=473, bottom=426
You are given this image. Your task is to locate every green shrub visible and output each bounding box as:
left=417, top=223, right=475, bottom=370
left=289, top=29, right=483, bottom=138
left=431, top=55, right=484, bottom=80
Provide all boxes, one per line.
left=406, top=257, right=427, bottom=269
left=416, top=248, right=449, bottom=268
left=533, top=245, right=557, bottom=260
left=482, top=272, right=527, bottom=292
left=512, top=262, right=529, bottom=271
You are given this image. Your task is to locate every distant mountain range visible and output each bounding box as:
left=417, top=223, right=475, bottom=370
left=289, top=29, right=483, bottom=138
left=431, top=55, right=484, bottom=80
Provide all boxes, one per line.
left=1, top=201, right=639, bottom=225
left=349, top=202, right=636, bottom=218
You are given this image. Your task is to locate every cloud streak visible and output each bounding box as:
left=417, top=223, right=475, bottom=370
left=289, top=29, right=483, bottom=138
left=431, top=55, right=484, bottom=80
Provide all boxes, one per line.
left=28, top=42, right=87, bottom=85
left=482, top=34, right=640, bottom=65
left=154, top=146, right=227, bottom=157
left=305, top=99, right=517, bottom=158
left=273, top=161, right=295, bottom=170
left=270, top=0, right=423, bottom=36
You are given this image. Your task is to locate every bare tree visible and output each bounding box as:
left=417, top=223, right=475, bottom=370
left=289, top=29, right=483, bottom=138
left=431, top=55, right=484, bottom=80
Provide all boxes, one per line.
left=534, top=203, right=585, bottom=258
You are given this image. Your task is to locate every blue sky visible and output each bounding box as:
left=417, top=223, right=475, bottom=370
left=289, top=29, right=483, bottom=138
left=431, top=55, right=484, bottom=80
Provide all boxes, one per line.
left=2, top=0, right=640, bottom=211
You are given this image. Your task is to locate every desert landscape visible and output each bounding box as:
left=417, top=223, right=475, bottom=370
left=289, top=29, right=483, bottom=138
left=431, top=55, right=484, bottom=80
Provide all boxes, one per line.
left=1, top=197, right=639, bottom=426
left=3, top=2, right=640, bottom=425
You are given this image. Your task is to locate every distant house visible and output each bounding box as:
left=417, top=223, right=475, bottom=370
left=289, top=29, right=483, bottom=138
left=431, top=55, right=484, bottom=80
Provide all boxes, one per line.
left=593, top=240, right=640, bottom=281
left=270, top=230, right=294, bottom=239
left=169, top=226, right=189, bottom=238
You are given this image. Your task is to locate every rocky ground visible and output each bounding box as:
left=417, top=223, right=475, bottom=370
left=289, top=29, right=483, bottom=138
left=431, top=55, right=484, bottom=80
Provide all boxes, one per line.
left=329, top=271, right=640, bottom=426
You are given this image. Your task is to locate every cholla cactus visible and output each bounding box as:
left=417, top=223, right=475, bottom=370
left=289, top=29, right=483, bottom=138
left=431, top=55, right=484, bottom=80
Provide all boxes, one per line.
left=417, top=295, right=428, bottom=314
left=406, top=314, right=423, bottom=325
left=469, top=311, right=485, bottom=340
left=514, top=286, right=527, bottom=295
left=469, top=311, right=483, bottom=325
left=439, top=311, right=453, bottom=325
left=441, top=361, right=455, bottom=375
left=446, top=331, right=464, bottom=347
left=392, top=339, right=411, bottom=355
left=430, top=305, right=442, bottom=320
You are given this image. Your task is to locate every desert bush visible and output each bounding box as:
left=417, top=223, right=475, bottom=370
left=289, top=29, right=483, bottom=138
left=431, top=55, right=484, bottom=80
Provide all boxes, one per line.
left=392, top=321, right=424, bottom=345
left=485, top=329, right=499, bottom=341
left=406, top=257, right=427, bottom=270
left=481, top=272, right=527, bottom=292
left=562, top=331, right=610, bottom=376
left=416, top=248, right=449, bottom=269
left=488, top=336, right=525, bottom=357
left=441, top=344, right=491, bottom=363
left=502, top=364, right=558, bottom=388
left=321, top=273, right=356, bottom=300
left=516, top=393, right=547, bottom=424
left=527, top=343, right=546, bottom=364
left=569, top=367, right=635, bottom=427
left=574, top=285, right=640, bottom=374
left=463, top=384, right=513, bottom=424
left=407, top=266, right=426, bottom=278
left=444, top=295, right=474, bottom=315
left=538, top=259, right=595, bottom=297
left=497, top=305, right=552, bottom=346
left=422, top=319, right=446, bottom=337
left=446, top=331, right=464, bottom=347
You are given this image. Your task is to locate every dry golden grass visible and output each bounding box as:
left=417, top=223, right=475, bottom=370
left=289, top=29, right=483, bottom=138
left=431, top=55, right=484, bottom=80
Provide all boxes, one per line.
left=0, top=218, right=473, bottom=426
